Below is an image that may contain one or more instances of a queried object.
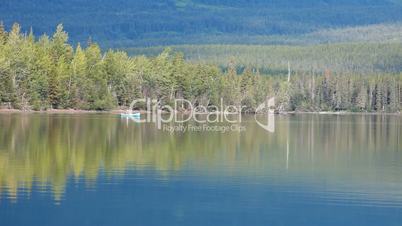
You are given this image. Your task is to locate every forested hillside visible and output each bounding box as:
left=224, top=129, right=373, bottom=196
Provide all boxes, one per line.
left=126, top=43, right=402, bottom=74
left=0, top=24, right=401, bottom=112
left=1, top=0, right=402, bottom=47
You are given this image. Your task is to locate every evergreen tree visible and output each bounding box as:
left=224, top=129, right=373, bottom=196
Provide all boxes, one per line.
left=356, top=82, right=368, bottom=111
left=69, top=43, right=87, bottom=108
left=240, top=67, right=256, bottom=110
left=222, top=59, right=241, bottom=107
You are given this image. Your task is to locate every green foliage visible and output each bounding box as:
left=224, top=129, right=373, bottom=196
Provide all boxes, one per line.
left=0, top=23, right=401, bottom=113
left=126, top=43, right=402, bottom=74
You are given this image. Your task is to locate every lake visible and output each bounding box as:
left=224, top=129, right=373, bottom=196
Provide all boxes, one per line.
left=0, top=113, right=401, bottom=226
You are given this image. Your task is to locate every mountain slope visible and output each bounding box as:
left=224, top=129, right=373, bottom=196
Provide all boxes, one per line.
left=126, top=42, right=402, bottom=74
left=1, top=0, right=402, bottom=47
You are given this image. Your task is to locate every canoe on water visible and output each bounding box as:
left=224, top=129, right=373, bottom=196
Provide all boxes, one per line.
left=120, top=112, right=141, bottom=118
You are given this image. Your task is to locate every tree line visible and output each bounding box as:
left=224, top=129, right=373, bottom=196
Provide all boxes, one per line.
left=0, top=23, right=401, bottom=112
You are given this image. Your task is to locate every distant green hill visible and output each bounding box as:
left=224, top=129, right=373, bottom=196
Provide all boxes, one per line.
left=125, top=42, right=402, bottom=74
left=1, top=0, right=402, bottom=47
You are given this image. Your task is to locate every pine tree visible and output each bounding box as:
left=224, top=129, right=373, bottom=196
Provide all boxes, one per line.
left=222, top=59, right=241, bottom=107
left=253, top=69, right=271, bottom=109
left=69, top=43, right=87, bottom=108
left=240, top=67, right=255, bottom=110
left=375, top=80, right=383, bottom=112
left=51, top=24, right=71, bottom=61
left=356, top=83, right=368, bottom=111
left=55, top=56, right=71, bottom=108
left=85, top=43, right=114, bottom=110
left=48, top=63, right=61, bottom=109
left=45, top=25, right=71, bottom=109
left=7, top=23, right=28, bottom=109
left=388, top=79, right=398, bottom=112
left=29, top=38, right=53, bottom=110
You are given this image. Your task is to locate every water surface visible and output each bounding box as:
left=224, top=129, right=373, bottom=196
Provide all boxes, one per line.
left=0, top=114, right=401, bottom=226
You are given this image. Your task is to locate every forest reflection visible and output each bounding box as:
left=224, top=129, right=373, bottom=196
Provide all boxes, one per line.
left=0, top=114, right=401, bottom=202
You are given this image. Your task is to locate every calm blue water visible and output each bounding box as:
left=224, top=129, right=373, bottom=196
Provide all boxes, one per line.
left=0, top=114, right=401, bottom=226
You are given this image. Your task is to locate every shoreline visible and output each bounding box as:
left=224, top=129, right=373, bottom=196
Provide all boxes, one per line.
left=0, top=109, right=400, bottom=116
left=0, top=109, right=147, bottom=114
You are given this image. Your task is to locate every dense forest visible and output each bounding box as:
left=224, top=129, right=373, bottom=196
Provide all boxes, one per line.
left=126, top=43, right=402, bottom=74
left=2, top=0, right=402, bottom=47
left=0, top=24, right=401, bottom=112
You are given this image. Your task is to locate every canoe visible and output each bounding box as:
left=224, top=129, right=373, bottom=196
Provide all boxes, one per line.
left=120, top=113, right=141, bottom=118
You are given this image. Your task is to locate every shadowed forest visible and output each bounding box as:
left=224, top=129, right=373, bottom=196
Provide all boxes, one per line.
left=3, top=0, right=402, bottom=47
